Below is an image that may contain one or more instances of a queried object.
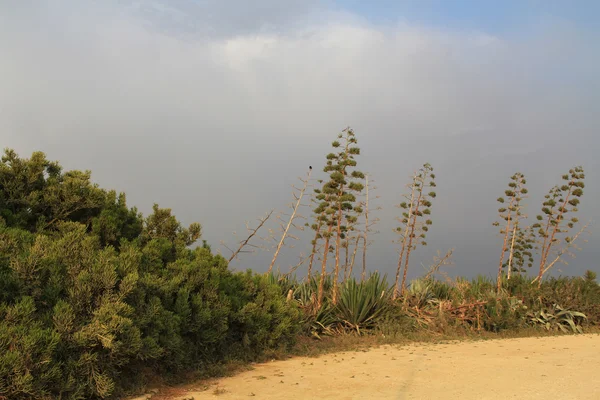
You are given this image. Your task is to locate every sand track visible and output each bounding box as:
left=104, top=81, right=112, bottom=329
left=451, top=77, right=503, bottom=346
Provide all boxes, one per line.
left=145, top=334, right=600, bottom=400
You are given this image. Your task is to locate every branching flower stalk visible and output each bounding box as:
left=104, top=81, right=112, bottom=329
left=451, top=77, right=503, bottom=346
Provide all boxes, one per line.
left=394, top=163, right=436, bottom=298
left=348, top=233, right=361, bottom=280
left=531, top=220, right=591, bottom=283
left=393, top=171, right=417, bottom=298
left=224, top=210, right=274, bottom=263
left=307, top=179, right=325, bottom=280
left=508, top=225, right=536, bottom=276
left=342, top=197, right=363, bottom=281
left=268, top=167, right=312, bottom=273
left=358, top=173, right=381, bottom=282
left=423, top=248, right=455, bottom=280
left=493, top=172, right=528, bottom=292
left=532, top=167, right=585, bottom=287
left=315, top=128, right=364, bottom=307
left=506, top=224, right=518, bottom=279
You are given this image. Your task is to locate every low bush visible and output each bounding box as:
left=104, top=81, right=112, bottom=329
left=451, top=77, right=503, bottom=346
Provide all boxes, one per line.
left=0, top=221, right=300, bottom=399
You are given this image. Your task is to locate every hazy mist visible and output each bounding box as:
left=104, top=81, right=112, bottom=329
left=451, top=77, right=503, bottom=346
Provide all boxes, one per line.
left=1, top=0, right=598, bottom=281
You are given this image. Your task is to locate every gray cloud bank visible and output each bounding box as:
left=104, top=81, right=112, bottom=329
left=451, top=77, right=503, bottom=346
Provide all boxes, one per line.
left=1, top=1, right=598, bottom=280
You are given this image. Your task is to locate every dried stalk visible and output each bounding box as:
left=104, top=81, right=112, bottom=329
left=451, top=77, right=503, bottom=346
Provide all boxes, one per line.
left=507, top=224, right=518, bottom=280
left=362, top=174, right=370, bottom=280
left=531, top=220, right=591, bottom=284
left=268, top=168, right=312, bottom=273
left=497, top=196, right=515, bottom=292
left=394, top=171, right=417, bottom=298
left=227, top=210, right=274, bottom=263
left=423, top=248, right=455, bottom=281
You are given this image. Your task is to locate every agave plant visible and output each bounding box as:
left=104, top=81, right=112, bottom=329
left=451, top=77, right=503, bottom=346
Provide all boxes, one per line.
left=428, top=279, right=453, bottom=301
left=294, top=274, right=331, bottom=307
left=266, top=271, right=298, bottom=298
left=405, top=278, right=435, bottom=309
left=527, top=304, right=587, bottom=333
left=293, top=274, right=337, bottom=338
left=335, top=272, right=392, bottom=334
left=469, top=275, right=496, bottom=300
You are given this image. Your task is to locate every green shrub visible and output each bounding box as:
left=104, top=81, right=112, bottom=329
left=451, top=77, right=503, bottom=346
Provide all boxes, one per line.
left=0, top=218, right=300, bottom=399
left=0, top=297, right=61, bottom=400
left=507, top=274, right=600, bottom=325
left=481, top=295, right=528, bottom=332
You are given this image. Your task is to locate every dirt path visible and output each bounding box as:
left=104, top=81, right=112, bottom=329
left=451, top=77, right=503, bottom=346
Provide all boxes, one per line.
left=146, top=334, right=600, bottom=400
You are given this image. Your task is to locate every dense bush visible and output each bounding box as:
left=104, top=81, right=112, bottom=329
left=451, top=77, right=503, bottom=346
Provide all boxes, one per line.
left=0, top=222, right=300, bottom=400
left=506, top=274, right=600, bottom=325
left=396, top=274, right=599, bottom=333
left=0, top=150, right=300, bottom=399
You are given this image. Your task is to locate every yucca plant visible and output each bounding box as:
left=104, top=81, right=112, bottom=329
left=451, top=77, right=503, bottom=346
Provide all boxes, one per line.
left=583, top=270, right=597, bottom=283
left=493, top=172, right=529, bottom=291
left=527, top=304, right=587, bottom=333
left=532, top=167, right=585, bottom=287
left=428, top=279, right=453, bottom=301
left=406, top=278, right=435, bottom=309
left=508, top=225, right=536, bottom=276
left=314, top=128, right=364, bottom=307
left=470, top=275, right=496, bottom=300
left=306, top=179, right=326, bottom=280
left=335, top=272, right=392, bottom=334
left=341, top=199, right=363, bottom=282
left=302, top=299, right=338, bottom=339
left=265, top=271, right=297, bottom=298
left=293, top=274, right=337, bottom=338
left=482, top=294, right=528, bottom=332
left=394, top=163, right=436, bottom=298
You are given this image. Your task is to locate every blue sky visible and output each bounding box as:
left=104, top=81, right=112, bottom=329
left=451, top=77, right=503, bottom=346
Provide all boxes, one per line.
left=333, top=0, right=599, bottom=34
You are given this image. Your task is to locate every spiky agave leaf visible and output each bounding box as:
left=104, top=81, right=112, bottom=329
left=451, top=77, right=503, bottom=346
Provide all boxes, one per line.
left=334, top=272, right=392, bottom=334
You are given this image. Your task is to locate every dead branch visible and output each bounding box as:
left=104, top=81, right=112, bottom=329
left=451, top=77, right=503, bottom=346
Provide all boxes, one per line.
left=531, top=220, right=592, bottom=284
left=447, top=301, right=488, bottom=313
left=423, top=248, right=455, bottom=280
left=269, top=168, right=312, bottom=273
left=281, top=252, right=312, bottom=281
left=227, top=210, right=274, bottom=263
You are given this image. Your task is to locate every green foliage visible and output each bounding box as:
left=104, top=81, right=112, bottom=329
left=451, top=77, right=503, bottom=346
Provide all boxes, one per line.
left=394, top=163, right=436, bottom=297
left=533, top=167, right=585, bottom=284
left=405, top=278, right=436, bottom=309
left=0, top=297, right=61, bottom=400
left=493, top=172, right=531, bottom=291
left=290, top=273, right=394, bottom=336
left=480, top=295, right=529, bottom=332
left=507, top=274, right=600, bottom=326
left=527, top=304, right=587, bottom=333
left=0, top=150, right=300, bottom=400
left=395, top=274, right=598, bottom=334
left=583, top=270, right=597, bottom=283
left=0, top=148, right=144, bottom=245
left=313, top=128, right=364, bottom=306
left=292, top=274, right=337, bottom=338
left=335, top=272, right=392, bottom=334
left=507, top=225, right=536, bottom=273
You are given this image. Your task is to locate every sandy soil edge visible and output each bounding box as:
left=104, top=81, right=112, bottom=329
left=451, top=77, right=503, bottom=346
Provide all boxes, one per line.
left=132, top=334, right=600, bottom=400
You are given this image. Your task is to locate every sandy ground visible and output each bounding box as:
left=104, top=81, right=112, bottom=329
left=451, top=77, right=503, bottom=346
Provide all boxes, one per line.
left=141, top=334, right=600, bottom=400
